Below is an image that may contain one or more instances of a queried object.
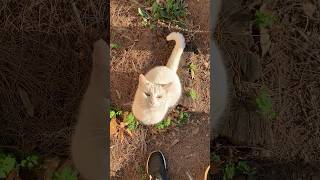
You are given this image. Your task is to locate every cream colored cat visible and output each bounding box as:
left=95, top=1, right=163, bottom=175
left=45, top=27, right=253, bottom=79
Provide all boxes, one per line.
left=71, top=39, right=108, bottom=180
left=211, top=0, right=228, bottom=137
left=132, top=32, right=185, bottom=125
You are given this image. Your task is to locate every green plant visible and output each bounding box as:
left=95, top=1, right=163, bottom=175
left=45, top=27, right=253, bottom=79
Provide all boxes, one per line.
left=223, top=162, right=235, bottom=180
left=256, top=87, right=276, bottom=120
left=254, top=10, right=276, bottom=28
left=236, top=161, right=256, bottom=176
left=178, top=111, right=190, bottom=125
left=187, top=89, right=197, bottom=100
left=138, top=0, right=186, bottom=29
left=155, top=118, right=171, bottom=129
left=211, top=153, right=221, bottom=163
left=110, top=43, right=121, bottom=49
left=124, top=113, right=139, bottom=130
left=20, top=154, right=39, bottom=169
left=188, top=63, right=197, bottom=79
left=0, top=152, right=16, bottom=178
left=52, top=167, right=78, bottom=180
left=110, top=109, right=122, bottom=119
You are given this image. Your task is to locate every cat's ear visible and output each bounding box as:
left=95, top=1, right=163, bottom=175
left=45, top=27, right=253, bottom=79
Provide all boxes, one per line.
left=162, top=82, right=174, bottom=92
left=139, top=74, right=149, bottom=85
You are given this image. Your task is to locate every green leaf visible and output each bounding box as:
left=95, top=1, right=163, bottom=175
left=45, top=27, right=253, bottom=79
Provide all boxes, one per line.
left=0, top=171, right=6, bottom=178
left=20, top=160, right=27, bottom=167
left=125, top=113, right=138, bottom=130
left=187, top=89, right=197, bottom=100
left=237, top=161, right=256, bottom=176
left=178, top=112, right=190, bottom=125
left=211, top=153, right=221, bottom=162
left=223, top=163, right=235, bottom=180
left=20, top=154, right=39, bottom=169
left=255, top=86, right=276, bottom=120
left=0, top=155, right=16, bottom=178
left=155, top=118, right=171, bottom=129
left=254, top=11, right=276, bottom=28
left=52, top=167, right=78, bottom=180
left=138, top=7, right=149, bottom=19
left=125, top=113, right=135, bottom=124
left=151, top=2, right=159, bottom=16
left=166, top=0, right=174, bottom=12
left=110, top=43, right=121, bottom=49
left=110, top=109, right=122, bottom=119
left=110, top=110, right=116, bottom=119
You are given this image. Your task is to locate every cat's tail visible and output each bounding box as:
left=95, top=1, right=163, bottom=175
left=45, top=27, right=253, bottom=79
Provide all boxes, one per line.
left=166, top=32, right=185, bottom=72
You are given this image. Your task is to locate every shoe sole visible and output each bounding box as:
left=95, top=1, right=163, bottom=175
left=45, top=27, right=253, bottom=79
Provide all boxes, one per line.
left=146, top=150, right=167, bottom=176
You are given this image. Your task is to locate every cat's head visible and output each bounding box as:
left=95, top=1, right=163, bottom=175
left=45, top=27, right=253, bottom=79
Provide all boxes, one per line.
left=138, top=74, right=173, bottom=108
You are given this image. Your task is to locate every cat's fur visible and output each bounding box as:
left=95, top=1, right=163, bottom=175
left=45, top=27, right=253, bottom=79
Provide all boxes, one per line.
left=211, top=0, right=228, bottom=137
left=132, top=32, right=185, bottom=125
left=71, top=39, right=108, bottom=180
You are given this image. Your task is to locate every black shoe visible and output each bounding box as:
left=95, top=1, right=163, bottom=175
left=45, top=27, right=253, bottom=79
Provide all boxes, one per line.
left=146, top=151, right=168, bottom=180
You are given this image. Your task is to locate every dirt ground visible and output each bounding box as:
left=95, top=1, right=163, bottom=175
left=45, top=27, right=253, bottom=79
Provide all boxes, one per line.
left=211, top=0, right=320, bottom=178
left=110, top=0, right=210, bottom=179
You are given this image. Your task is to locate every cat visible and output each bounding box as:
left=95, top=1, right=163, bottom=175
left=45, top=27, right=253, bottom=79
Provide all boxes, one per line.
left=132, top=32, right=185, bottom=125
left=71, top=39, right=108, bottom=180
left=211, top=0, right=228, bottom=137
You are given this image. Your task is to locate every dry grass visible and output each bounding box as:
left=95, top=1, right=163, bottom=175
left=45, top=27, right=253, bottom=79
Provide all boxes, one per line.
left=110, top=128, right=147, bottom=177
left=218, top=0, right=320, bottom=162
left=0, top=0, right=105, bottom=156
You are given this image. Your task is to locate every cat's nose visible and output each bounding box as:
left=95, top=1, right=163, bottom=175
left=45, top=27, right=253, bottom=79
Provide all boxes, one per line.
left=150, top=101, right=156, bottom=106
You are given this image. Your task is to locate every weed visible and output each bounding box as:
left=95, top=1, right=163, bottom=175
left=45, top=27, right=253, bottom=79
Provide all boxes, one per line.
left=178, top=111, right=190, bottom=125
left=155, top=118, right=171, bottom=129
left=20, top=154, right=39, bottom=169
left=211, top=153, right=221, bottom=163
left=124, top=112, right=139, bottom=130
left=187, top=89, right=197, bottom=100
left=110, top=108, right=122, bottom=119
left=223, top=162, right=235, bottom=180
left=136, top=165, right=148, bottom=180
left=254, top=10, right=276, bottom=28
left=256, top=86, right=276, bottom=120
left=110, top=43, right=121, bottom=49
left=0, top=152, right=16, bottom=178
left=236, top=161, right=256, bottom=176
left=52, top=167, right=78, bottom=180
left=138, top=0, right=186, bottom=29
left=188, top=63, right=197, bottom=79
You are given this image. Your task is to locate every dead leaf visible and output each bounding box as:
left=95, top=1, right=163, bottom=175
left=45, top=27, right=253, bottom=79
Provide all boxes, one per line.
left=190, top=70, right=195, bottom=79
left=126, top=129, right=133, bottom=137
left=115, top=90, right=121, bottom=99
left=110, top=118, right=118, bottom=136
left=18, top=87, right=34, bottom=117
left=119, top=129, right=124, bottom=143
left=260, top=28, right=271, bottom=57
left=303, top=0, right=316, bottom=17
left=6, top=170, right=21, bottom=180
left=186, top=171, right=194, bottom=180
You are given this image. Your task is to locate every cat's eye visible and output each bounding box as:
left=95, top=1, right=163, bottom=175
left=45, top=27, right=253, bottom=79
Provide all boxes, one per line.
left=145, top=92, right=150, bottom=97
left=157, top=95, right=162, bottom=99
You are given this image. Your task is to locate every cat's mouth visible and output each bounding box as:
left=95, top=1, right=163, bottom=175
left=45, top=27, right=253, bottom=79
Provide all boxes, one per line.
left=148, top=103, right=159, bottom=109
